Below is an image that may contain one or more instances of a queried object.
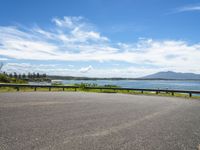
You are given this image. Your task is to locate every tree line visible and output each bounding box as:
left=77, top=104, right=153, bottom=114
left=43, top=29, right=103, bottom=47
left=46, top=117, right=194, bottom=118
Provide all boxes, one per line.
left=1, top=72, right=47, bottom=79
left=3, top=72, right=47, bottom=79
left=0, top=72, right=50, bottom=83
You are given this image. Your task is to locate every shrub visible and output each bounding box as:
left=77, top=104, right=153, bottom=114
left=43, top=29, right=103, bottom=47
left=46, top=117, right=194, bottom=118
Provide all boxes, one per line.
left=0, top=74, right=10, bottom=83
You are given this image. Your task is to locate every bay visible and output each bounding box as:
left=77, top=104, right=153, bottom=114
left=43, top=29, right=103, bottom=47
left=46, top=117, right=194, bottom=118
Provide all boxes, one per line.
left=61, top=80, right=200, bottom=91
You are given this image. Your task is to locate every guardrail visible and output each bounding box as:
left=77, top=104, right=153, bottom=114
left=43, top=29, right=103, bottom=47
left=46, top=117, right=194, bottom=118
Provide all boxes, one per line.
left=0, top=83, right=200, bottom=97
left=0, top=83, right=79, bottom=92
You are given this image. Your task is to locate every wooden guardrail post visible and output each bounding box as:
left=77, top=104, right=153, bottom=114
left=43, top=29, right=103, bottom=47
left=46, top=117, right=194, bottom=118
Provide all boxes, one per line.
left=74, top=88, right=77, bottom=91
left=34, top=87, right=37, bottom=91
left=189, top=93, right=192, bottom=97
left=141, top=90, right=143, bottom=94
left=63, top=88, right=65, bottom=91
left=49, top=87, right=51, bottom=91
left=16, top=87, right=19, bottom=91
left=171, top=92, right=174, bottom=96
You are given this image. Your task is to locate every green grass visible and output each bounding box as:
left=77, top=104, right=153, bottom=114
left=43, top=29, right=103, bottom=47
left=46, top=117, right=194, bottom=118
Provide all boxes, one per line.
left=0, top=86, right=200, bottom=99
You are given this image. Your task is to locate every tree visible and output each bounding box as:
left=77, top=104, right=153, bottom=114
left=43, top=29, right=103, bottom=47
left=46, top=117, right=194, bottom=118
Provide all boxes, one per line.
left=36, top=73, right=40, bottom=78
left=18, top=74, right=22, bottom=79
left=0, top=62, right=3, bottom=72
left=28, top=72, right=31, bottom=78
left=0, top=74, right=10, bottom=83
left=33, top=72, right=36, bottom=78
left=22, top=73, right=26, bottom=79
left=9, top=73, right=13, bottom=78
left=42, top=73, right=47, bottom=78
left=14, top=72, right=17, bottom=78
left=3, top=72, right=7, bottom=76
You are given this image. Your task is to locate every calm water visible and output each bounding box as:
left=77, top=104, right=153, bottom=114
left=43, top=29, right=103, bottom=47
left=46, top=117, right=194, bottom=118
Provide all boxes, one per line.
left=61, top=80, right=200, bottom=91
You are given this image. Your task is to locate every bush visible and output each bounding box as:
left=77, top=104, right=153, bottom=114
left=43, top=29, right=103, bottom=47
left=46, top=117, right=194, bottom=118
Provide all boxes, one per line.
left=0, top=74, right=10, bottom=83
left=73, top=83, right=120, bottom=89
left=104, top=84, right=120, bottom=88
left=74, top=83, right=98, bottom=89
left=0, top=73, right=27, bottom=84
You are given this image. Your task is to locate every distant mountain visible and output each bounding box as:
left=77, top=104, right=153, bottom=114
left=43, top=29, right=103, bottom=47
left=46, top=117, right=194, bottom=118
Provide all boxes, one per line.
left=142, top=71, right=200, bottom=80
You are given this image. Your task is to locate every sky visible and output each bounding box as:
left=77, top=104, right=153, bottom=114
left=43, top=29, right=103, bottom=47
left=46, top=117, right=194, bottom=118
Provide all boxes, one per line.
left=0, top=0, right=200, bottom=77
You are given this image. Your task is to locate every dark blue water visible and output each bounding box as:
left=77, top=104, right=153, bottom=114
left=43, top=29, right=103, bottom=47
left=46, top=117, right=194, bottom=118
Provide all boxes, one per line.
left=62, top=80, right=200, bottom=91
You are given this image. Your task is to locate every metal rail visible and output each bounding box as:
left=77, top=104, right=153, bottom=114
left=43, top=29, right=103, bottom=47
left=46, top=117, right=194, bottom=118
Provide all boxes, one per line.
left=0, top=83, right=200, bottom=97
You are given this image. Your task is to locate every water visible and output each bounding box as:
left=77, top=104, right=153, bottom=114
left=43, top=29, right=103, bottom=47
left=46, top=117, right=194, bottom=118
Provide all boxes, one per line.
left=61, top=80, right=200, bottom=91
left=29, top=82, right=51, bottom=85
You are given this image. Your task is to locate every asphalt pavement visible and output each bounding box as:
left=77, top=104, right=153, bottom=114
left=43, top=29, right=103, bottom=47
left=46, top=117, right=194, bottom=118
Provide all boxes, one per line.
left=0, top=92, right=200, bottom=150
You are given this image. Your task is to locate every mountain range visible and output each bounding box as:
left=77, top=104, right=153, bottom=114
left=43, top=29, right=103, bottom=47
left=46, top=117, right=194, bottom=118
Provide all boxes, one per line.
left=142, top=71, right=200, bottom=80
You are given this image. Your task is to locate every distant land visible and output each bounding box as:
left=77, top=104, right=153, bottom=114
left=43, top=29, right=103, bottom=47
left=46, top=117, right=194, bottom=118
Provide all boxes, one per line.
left=142, top=71, right=200, bottom=80
left=48, top=71, right=200, bottom=80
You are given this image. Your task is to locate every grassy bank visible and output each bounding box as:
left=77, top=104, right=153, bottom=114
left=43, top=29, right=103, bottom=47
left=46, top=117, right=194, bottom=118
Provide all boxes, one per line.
left=0, top=86, right=200, bottom=100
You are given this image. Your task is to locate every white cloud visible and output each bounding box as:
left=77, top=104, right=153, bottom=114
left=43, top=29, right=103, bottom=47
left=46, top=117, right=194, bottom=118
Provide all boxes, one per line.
left=52, top=16, right=83, bottom=29
left=2, top=63, right=70, bottom=75
left=168, top=4, right=200, bottom=14
left=3, top=63, right=53, bottom=73
left=51, top=16, right=108, bottom=43
left=68, top=65, right=74, bottom=68
left=177, top=5, right=200, bottom=12
left=80, top=65, right=93, bottom=73
left=0, top=16, right=200, bottom=76
left=0, top=58, right=9, bottom=61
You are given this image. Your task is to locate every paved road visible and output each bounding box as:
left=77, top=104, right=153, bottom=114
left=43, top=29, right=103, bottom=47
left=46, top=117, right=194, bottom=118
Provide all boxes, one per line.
left=0, top=92, right=200, bottom=150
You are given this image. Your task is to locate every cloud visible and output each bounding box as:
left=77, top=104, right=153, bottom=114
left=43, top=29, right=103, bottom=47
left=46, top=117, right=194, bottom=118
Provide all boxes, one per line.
left=68, top=65, right=74, bottom=68
left=0, top=57, right=9, bottom=61
left=169, top=4, right=200, bottom=14
left=80, top=65, right=93, bottom=73
left=51, top=16, right=108, bottom=42
left=52, top=16, right=83, bottom=29
left=177, top=5, right=200, bottom=12
left=3, top=63, right=58, bottom=73
left=0, top=16, right=200, bottom=75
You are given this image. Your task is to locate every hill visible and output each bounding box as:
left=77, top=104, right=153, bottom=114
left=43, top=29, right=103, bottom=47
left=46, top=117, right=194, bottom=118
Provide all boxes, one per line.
left=142, top=71, right=200, bottom=80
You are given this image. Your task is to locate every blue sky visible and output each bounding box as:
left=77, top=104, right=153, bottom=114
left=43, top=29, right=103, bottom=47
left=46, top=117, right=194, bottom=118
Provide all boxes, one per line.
left=0, top=0, right=200, bottom=77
